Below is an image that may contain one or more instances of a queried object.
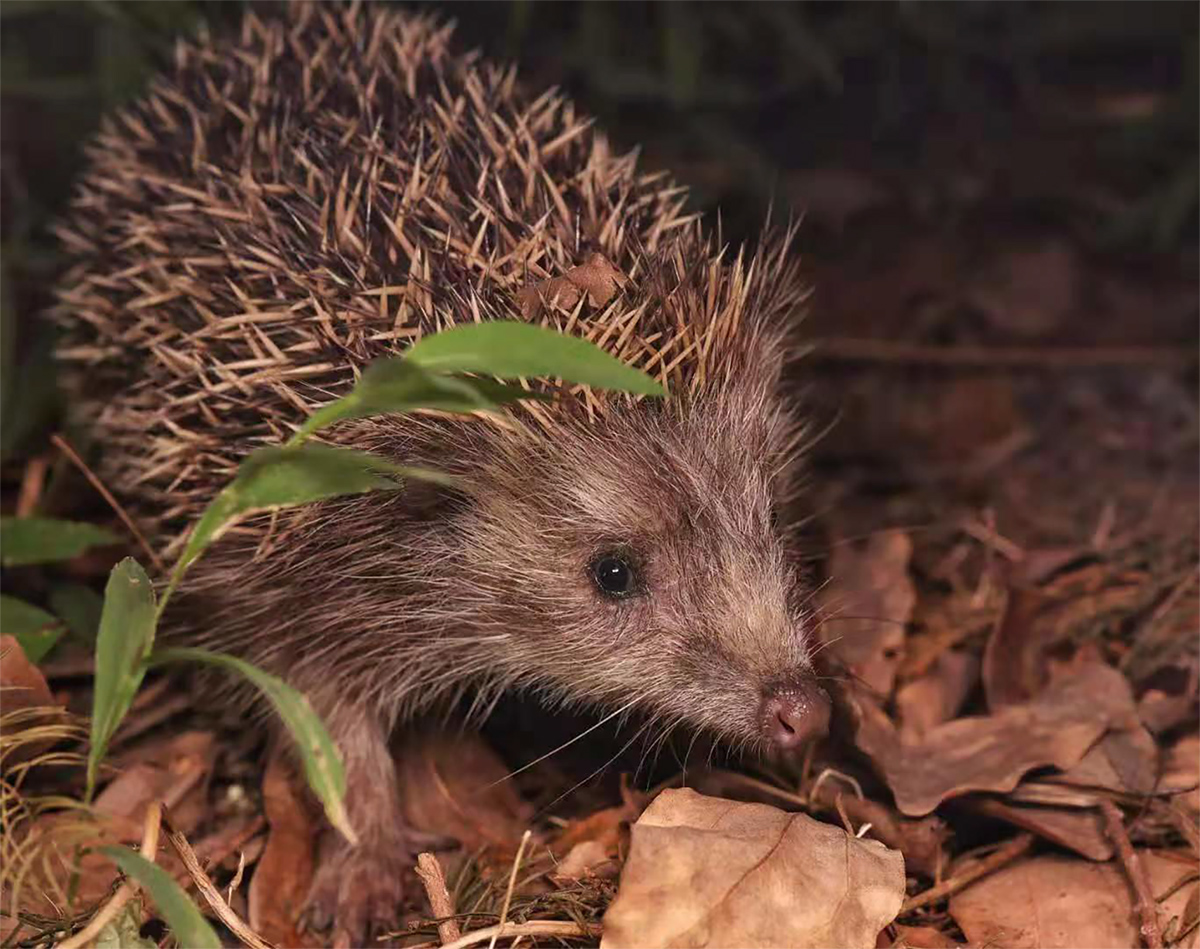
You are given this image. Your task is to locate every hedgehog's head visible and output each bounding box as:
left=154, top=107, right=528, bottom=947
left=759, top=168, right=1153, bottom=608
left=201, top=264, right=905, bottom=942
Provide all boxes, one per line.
left=445, top=375, right=829, bottom=756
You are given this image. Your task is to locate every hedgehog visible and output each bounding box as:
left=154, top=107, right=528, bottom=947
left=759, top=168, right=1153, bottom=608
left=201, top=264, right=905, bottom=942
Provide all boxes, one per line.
left=52, top=3, right=827, bottom=941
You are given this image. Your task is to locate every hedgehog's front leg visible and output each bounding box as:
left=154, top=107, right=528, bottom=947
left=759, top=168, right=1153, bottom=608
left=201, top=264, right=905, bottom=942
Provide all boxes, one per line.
left=301, top=703, right=419, bottom=945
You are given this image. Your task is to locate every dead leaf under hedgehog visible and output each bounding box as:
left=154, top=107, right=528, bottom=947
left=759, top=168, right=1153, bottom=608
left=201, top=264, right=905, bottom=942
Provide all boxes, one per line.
left=52, top=3, right=824, bottom=943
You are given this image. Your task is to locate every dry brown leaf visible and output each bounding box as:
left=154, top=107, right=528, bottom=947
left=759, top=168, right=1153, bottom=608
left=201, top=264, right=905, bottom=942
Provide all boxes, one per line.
left=965, top=796, right=1112, bottom=861
left=849, top=661, right=1138, bottom=816
left=516, top=252, right=627, bottom=320
left=949, top=852, right=1199, bottom=948
left=396, top=729, right=534, bottom=858
left=889, top=924, right=965, bottom=948
left=896, top=649, right=979, bottom=740
left=1138, top=652, right=1200, bottom=734
left=249, top=753, right=319, bottom=949
left=819, top=531, right=915, bottom=697
left=601, top=788, right=905, bottom=949
left=553, top=839, right=618, bottom=882
left=1050, top=721, right=1159, bottom=795
left=983, top=586, right=1053, bottom=708
left=0, top=634, right=63, bottom=768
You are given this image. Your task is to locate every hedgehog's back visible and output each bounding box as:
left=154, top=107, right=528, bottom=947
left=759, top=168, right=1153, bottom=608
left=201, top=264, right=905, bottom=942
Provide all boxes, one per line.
left=53, top=3, right=802, bottom=551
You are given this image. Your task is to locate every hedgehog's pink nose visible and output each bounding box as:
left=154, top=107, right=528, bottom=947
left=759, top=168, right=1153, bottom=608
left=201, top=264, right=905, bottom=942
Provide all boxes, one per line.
left=759, top=680, right=831, bottom=750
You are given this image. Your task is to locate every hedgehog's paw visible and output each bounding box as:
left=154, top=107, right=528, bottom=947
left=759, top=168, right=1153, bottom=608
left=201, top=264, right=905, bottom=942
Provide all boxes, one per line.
left=303, top=839, right=409, bottom=947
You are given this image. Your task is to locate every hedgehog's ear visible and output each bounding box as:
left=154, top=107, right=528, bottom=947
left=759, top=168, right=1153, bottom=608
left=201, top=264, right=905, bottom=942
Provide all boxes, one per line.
left=400, top=475, right=471, bottom=522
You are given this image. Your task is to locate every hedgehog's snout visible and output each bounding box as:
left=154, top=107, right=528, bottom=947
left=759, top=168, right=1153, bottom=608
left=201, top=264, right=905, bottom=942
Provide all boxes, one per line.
left=758, top=677, right=831, bottom=750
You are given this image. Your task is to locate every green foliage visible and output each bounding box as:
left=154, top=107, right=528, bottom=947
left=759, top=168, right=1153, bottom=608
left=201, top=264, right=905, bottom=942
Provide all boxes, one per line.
left=98, top=848, right=221, bottom=949
left=171, top=443, right=448, bottom=588
left=152, top=647, right=356, bottom=844
left=0, top=516, right=121, bottom=566
left=293, top=357, right=539, bottom=442
left=405, top=320, right=667, bottom=396
left=87, top=559, right=156, bottom=798
left=48, top=582, right=104, bottom=644
left=0, top=594, right=64, bottom=662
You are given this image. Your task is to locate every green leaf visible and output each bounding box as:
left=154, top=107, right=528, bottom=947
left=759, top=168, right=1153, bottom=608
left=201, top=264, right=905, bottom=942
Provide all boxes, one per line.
left=405, top=321, right=666, bottom=396
left=49, top=582, right=105, bottom=644
left=0, top=594, right=65, bottom=663
left=150, top=647, right=356, bottom=845
left=98, top=847, right=221, bottom=949
left=294, top=357, right=541, bottom=442
left=88, top=559, right=157, bottom=797
left=1, top=516, right=121, bottom=566
left=173, top=443, right=445, bottom=584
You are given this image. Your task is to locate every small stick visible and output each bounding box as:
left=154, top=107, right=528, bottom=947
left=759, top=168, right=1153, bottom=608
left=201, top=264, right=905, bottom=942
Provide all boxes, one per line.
left=487, top=830, right=531, bottom=949
left=901, top=833, right=1033, bottom=913
left=1101, top=799, right=1163, bottom=949
left=161, top=807, right=277, bottom=949
left=15, top=454, right=49, bottom=517
left=59, top=802, right=163, bottom=949
left=50, top=433, right=166, bottom=574
left=416, top=851, right=462, bottom=944
left=442, top=920, right=598, bottom=949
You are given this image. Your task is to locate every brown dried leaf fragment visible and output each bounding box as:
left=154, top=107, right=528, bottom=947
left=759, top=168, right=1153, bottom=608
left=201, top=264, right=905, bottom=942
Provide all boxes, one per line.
left=895, top=649, right=979, bottom=741
left=601, top=788, right=904, bottom=949
left=397, top=730, right=535, bottom=860
left=948, top=852, right=1198, bottom=949
left=248, top=754, right=319, bottom=949
left=848, top=661, right=1138, bottom=816
left=0, top=634, right=63, bottom=769
left=965, top=796, right=1112, bottom=861
left=516, top=252, right=628, bottom=321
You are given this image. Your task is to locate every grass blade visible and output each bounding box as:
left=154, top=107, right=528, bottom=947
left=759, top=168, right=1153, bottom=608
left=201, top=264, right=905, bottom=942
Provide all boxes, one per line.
left=293, top=358, right=531, bottom=441
left=88, top=558, right=156, bottom=797
left=172, top=443, right=448, bottom=585
left=1, top=516, right=121, bottom=566
left=0, top=593, right=65, bottom=662
left=98, top=847, right=221, bottom=949
left=405, top=320, right=666, bottom=396
left=150, top=646, right=356, bottom=844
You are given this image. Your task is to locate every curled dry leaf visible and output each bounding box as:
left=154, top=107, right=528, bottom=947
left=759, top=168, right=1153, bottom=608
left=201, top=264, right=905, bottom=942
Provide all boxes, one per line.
left=1138, top=652, right=1200, bottom=734
left=517, top=252, right=627, bottom=321
left=248, top=754, right=319, bottom=949
left=895, top=649, right=979, bottom=741
left=964, top=796, right=1112, bottom=861
left=819, top=530, right=915, bottom=697
left=949, top=852, right=1199, bottom=949
left=396, top=729, right=535, bottom=859
left=601, top=788, right=905, bottom=949
left=0, top=634, right=63, bottom=768
left=848, top=661, right=1138, bottom=816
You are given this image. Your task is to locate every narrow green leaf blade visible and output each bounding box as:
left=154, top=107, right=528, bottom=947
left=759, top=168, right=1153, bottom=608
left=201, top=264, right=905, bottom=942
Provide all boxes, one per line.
left=0, top=594, right=64, bottom=663
left=405, top=321, right=666, bottom=396
left=150, top=646, right=356, bottom=844
left=89, top=559, right=157, bottom=796
left=98, top=847, right=221, bottom=949
left=48, top=582, right=104, bottom=644
left=0, top=516, right=121, bottom=566
left=294, top=358, right=540, bottom=441
left=174, top=443, right=444, bottom=580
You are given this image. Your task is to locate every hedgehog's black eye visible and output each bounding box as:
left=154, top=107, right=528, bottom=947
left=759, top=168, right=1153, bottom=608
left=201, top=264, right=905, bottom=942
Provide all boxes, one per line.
left=590, top=554, right=638, bottom=599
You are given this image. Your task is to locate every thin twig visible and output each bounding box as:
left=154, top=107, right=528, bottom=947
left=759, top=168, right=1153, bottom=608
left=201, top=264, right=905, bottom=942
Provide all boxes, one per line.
left=59, top=803, right=163, bottom=949
left=443, top=920, right=598, bottom=949
left=1101, top=800, right=1163, bottom=949
left=416, top=852, right=462, bottom=944
left=487, top=830, right=531, bottom=949
left=809, top=337, right=1197, bottom=369
left=161, top=807, right=277, bottom=949
left=50, top=433, right=165, bottom=574
left=901, top=833, right=1033, bottom=913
